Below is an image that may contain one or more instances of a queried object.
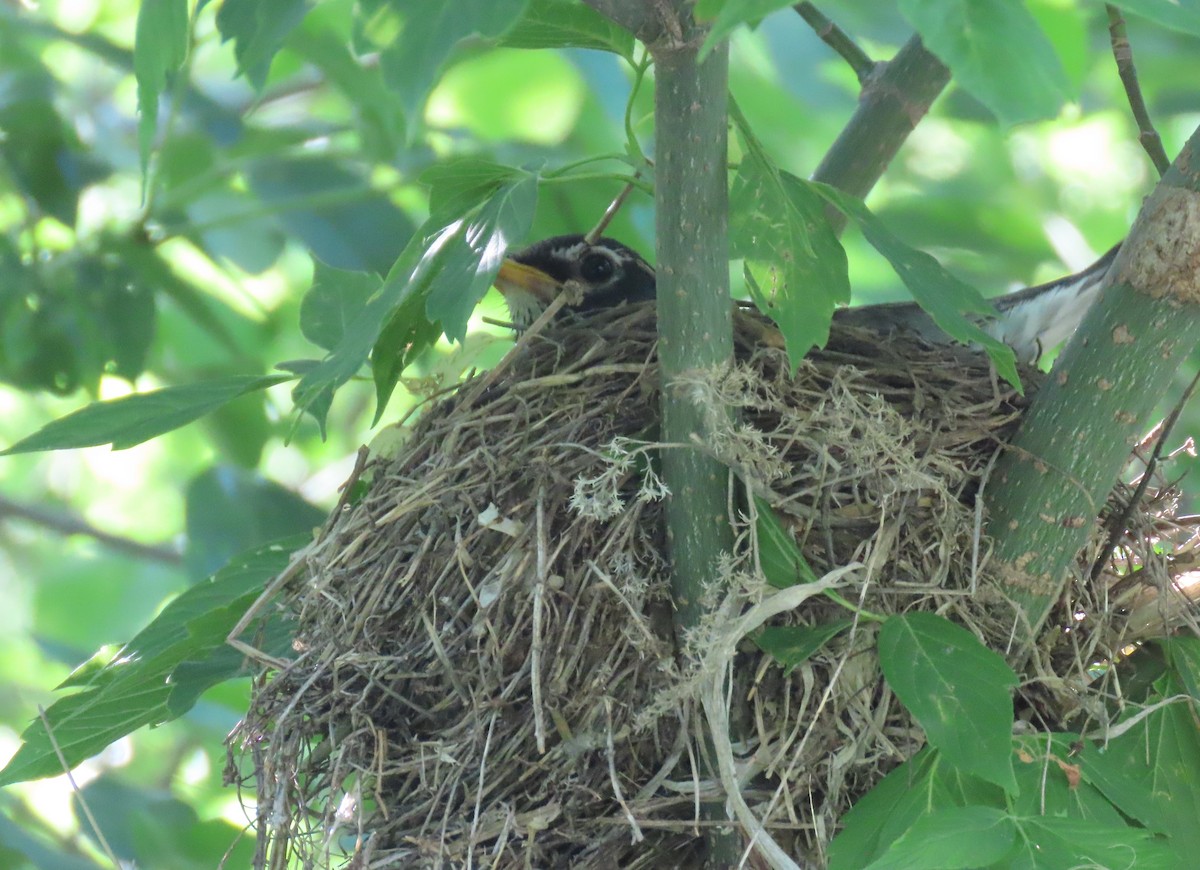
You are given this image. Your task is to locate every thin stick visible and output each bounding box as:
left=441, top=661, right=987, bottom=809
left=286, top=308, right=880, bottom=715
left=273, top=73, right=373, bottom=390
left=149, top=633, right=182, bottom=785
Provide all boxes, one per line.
left=532, top=486, right=548, bottom=755
left=1090, top=367, right=1200, bottom=581
left=793, top=3, right=876, bottom=83
left=1106, top=5, right=1171, bottom=176
left=460, top=292, right=570, bottom=409
left=585, top=172, right=642, bottom=244
left=37, top=706, right=122, bottom=869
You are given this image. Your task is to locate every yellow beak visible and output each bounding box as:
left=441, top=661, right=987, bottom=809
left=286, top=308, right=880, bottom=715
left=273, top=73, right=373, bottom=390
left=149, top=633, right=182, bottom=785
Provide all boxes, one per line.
left=494, top=258, right=561, bottom=305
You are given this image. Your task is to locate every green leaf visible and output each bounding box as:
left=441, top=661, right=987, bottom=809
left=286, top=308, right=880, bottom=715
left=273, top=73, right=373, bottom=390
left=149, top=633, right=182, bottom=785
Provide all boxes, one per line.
left=755, top=496, right=819, bottom=588
left=695, top=0, right=794, bottom=58
left=134, top=0, right=189, bottom=177
left=292, top=166, right=538, bottom=430
left=421, top=158, right=528, bottom=220
left=500, top=0, right=635, bottom=56
left=812, top=183, right=1021, bottom=391
left=215, top=0, right=311, bottom=89
left=300, top=263, right=380, bottom=351
left=828, top=749, right=940, bottom=870
left=898, top=0, right=1070, bottom=126
left=863, top=806, right=1013, bottom=870
left=3, top=374, right=290, bottom=454
left=371, top=302, right=443, bottom=420
left=2, top=375, right=291, bottom=455
left=0, top=540, right=298, bottom=786
left=378, top=0, right=530, bottom=126
left=1005, top=816, right=1180, bottom=870
left=1113, top=0, right=1200, bottom=37
left=878, top=612, right=1018, bottom=793
left=1078, top=671, right=1200, bottom=858
left=729, top=102, right=850, bottom=372
left=755, top=621, right=853, bottom=672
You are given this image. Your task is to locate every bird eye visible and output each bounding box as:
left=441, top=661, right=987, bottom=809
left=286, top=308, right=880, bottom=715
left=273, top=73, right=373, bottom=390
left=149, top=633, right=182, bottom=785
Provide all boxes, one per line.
left=580, top=252, right=615, bottom=284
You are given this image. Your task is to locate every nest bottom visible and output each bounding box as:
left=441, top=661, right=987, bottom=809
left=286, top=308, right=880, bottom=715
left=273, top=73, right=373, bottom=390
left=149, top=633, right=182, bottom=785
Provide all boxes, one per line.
left=233, top=303, right=1191, bottom=868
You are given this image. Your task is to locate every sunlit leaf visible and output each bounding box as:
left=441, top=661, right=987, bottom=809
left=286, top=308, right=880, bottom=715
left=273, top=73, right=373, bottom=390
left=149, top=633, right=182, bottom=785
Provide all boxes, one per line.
left=2, top=375, right=291, bottom=455
left=1113, top=0, right=1200, bottom=36
left=378, top=0, right=529, bottom=125
left=501, top=0, right=635, bottom=56
left=215, top=0, right=311, bottom=89
left=134, top=0, right=189, bottom=176
left=879, top=612, right=1018, bottom=793
left=898, top=0, right=1070, bottom=125
left=0, top=540, right=298, bottom=786
left=292, top=164, right=538, bottom=430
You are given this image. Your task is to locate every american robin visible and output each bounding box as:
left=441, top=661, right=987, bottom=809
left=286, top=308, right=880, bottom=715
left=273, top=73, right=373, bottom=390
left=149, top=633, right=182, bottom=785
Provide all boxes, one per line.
left=493, top=235, right=655, bottom=329
left=494, top=234, right=1120, bottom=363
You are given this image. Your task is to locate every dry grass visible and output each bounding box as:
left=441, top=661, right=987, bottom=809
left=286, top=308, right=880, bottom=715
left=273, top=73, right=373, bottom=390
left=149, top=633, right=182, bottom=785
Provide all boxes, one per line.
left=229, top=302, right=1198, bottom=868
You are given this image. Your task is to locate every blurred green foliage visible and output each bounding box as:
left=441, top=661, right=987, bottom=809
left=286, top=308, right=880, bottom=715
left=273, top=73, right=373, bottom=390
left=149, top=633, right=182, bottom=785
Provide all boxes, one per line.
left=1, top=0, right=1199, bottom=866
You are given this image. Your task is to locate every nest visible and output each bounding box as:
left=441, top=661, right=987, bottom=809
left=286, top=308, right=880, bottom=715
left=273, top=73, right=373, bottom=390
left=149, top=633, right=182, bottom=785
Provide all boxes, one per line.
left=232, top=302, right=1198, bottom=868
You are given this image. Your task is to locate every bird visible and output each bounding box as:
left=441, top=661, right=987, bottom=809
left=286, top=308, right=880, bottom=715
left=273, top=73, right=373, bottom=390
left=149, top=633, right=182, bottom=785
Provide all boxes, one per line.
left=493, top=235, right=656, bottom=328
left=493, top=234, right=1120, bottom=363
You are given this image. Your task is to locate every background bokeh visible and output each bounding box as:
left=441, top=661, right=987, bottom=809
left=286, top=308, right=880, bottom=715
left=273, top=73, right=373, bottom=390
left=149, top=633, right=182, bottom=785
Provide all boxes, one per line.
left=1, top=1, right=1197, bottom=865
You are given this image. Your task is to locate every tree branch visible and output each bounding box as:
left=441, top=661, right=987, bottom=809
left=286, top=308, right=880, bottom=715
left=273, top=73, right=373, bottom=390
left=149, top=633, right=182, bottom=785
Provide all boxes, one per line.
left=0, top=493, right=182, bottom=565
left=793, top=2, right=876, bottom=83
left=651, top=13, right=735, bottom=639
left=811, top=35, right=950, bottom=233
left=1106, top=4, right=1171, bottom=177
left=985, top=122, right=1200, bottom=649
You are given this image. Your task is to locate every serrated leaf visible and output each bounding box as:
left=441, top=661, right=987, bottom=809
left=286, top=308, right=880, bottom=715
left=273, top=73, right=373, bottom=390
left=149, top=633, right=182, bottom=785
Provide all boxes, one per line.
left=879, top=612, right=1018, bottom=793
left=755, top=496, right=818, bottom=588
left=421, top=158, right=526, bottom=220
left=300, top=263, right=380, bottom=351
left=730, top=102, right=849, bottom=372
left=371, top=302, right=443, bottom=420
left=695, top=0, right=794, bottom=58
left=292, top=166, right=538, bottom=430
left=2, top=375, right=292, bottom=455
left=898, top=0, right=1070, bottom=126
left=864, top=806, right=1013, bottom=870
left=1111, top=0, right=1200, bottom=37
left=215, top=0, right=311, bottom=89
left=378, top=0, right=529, bottom=126
left=0, top=540, right=298, bottom=786
left=424, top=173, right=538, bottom=341
left=812, top=183, right=1021, bottom=391
left=755, top=621, right=853, bottom=672
left=500, top=0, right=635, bottom=55
left=134, top=0, right=189, bottom=177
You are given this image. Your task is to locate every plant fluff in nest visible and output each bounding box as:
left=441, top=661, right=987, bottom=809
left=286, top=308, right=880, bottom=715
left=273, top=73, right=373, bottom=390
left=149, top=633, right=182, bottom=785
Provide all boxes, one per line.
left=232, top=302, right=1195, bottom=868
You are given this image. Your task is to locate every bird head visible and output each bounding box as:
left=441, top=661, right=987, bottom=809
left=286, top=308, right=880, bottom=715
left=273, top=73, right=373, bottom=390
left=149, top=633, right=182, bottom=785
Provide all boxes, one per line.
left=493, top=235, right=656, bottom=327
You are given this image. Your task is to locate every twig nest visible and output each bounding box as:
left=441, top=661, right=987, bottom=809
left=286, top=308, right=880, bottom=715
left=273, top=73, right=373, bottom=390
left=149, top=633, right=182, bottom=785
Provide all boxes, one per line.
left=234, top=303, right=1189, bottom=868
